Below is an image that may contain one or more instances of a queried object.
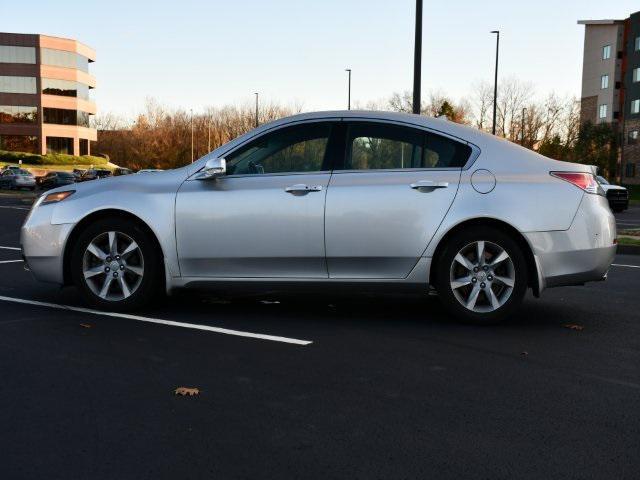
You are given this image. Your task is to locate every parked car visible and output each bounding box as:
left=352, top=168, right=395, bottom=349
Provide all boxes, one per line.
left=0, top=168, right=36, bottom=190
left=596, top=176, right=629, bottom=213
left=137, top=169, right=164, bottom=174
left=113, top=168, right=133, bottom=176
left=1, top=165, right=21, bottom=172
left=78, top=169, right=112, bottom=182
left=21, top=111, right=616, bottom=323
left=37, top=171, right=76, bottom=190
left=72, top=169, right=87, bottom=180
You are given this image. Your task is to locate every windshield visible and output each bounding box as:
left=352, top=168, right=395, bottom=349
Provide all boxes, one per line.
left=596, top=176, right=609, bottom=185
left=17, top=169, right=31, bottom=176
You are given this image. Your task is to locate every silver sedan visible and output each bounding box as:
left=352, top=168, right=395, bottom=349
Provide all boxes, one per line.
left=21, top=111, right=616, bottom=323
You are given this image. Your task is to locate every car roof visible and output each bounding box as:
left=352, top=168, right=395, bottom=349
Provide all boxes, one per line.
left=256, top=110, right=491, bottom=146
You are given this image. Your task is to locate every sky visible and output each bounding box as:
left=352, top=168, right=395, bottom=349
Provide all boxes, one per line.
left=4, top=0, right=639, bottom=118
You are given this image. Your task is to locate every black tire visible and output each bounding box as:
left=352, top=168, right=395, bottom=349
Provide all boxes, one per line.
left=434, top=226, right=528, bottom=324
left=70, top=217, right=163, bottom=311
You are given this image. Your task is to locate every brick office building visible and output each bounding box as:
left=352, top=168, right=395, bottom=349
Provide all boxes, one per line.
left=0, top=32, right=96, bottom=156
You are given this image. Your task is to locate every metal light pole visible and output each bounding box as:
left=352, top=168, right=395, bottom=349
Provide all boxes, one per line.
left=521, top=107, right=526, bottom=146
left=190, top=108, right=194, bottom=163
left=345, top=68, right=351, bottom=110
left=490, top=30, right=500, bottom=135
left=412, top=0, right=423, bottom=114
left=254, top=92, right=259, bottom=128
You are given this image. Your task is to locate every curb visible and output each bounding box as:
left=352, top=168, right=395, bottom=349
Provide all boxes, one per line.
left=618, top=244, right=640, bottom=255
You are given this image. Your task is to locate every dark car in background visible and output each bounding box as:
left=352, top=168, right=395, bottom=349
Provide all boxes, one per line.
left=113, top=167, right=133, bottom=176
left=78, top=169, right=112, bottom=182
left=596, top=176, right=629, bottom=213
left=0, top=169, right=36, bottom=190
left=37, top=171, right=76, bottom=190
left=72, top=169, right=87, bottom=181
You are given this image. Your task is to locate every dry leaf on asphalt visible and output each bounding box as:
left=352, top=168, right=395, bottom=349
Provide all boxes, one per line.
left=563, top=324, right=584, bottom=331
left=174, top=387, right=200, bottom=396
left=79, top=323, right=92, bottom=328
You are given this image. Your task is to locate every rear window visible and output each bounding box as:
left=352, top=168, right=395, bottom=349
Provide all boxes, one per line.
left=58, top=172, right=75, bottom=178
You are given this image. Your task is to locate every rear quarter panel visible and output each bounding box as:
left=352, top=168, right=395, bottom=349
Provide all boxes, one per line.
left=425, top=137, right=585, bottom=257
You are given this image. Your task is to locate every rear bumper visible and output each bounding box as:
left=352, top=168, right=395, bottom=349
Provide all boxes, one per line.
left=525, top=194, right=616, bottom=290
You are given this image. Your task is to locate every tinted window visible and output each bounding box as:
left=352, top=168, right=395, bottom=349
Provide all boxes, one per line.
left=0, top=45, right=36, bottom=64
left=226, top=123, right=332, bottom=175
left=344, top=122, right=471, bottom=170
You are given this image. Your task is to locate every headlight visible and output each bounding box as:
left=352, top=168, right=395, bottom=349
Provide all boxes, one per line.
left=41, top=190, right=75, bottom=205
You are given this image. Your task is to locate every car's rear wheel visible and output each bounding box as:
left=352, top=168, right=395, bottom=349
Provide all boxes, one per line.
left=434, top=226, right=528, bottom=324
left=71, top=217, right=162, bottom=311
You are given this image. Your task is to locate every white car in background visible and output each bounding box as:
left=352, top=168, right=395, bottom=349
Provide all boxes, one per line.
left=596, top=176, right=629, bottom=213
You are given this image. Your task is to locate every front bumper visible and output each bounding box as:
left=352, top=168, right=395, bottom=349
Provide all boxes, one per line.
left=20, top=203, right=74, bottom=284
left=525, top=194, right=616, bottom=290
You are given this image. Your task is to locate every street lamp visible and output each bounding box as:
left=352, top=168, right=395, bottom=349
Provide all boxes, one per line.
left=254, top=92, right=259, bottom=128
left=413, top=0, right=423, bottom=114
left=490, top=30, right=500, bottom=135
left=345, top=68, right=351, bottom=110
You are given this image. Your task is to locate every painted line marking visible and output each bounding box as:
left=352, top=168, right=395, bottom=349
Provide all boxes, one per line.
left=0, top=246, right=21, bottom=251
left=0, top=259, right=23, bottom=264
left=0, top=295, right=313, bottom=346
left=612, top=263, right=640, bottom=269
left=0, top=205, right=30, bottom=211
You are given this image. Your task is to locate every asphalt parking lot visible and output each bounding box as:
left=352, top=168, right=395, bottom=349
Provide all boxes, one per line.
left=0, top=193, right=639, bottom=479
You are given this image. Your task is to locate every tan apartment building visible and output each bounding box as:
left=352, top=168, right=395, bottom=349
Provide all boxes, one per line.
left=578, top=12, right=640, bottom=184
left=0, top=32, right=96, bottom=156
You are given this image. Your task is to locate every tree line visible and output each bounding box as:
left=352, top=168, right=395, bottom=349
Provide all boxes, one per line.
left=93, top=78, right=618, bottom=178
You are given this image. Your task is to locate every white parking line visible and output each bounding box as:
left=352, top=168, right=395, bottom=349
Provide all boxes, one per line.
left=0, top=205, right=30, bottom=211
left=0, top=295, right=313, bottom=346
left=0, top=246, right=21, bottom=251
left=612, top=263, right=640, bottom=269
left=0, top=260, right=23, bottom=264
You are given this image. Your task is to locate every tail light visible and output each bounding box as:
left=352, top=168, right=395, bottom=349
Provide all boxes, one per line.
left=550, top=172, right=603, bottom=195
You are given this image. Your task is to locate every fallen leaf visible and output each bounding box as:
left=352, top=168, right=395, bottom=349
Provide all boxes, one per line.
left=563, top=324, right=584, bottom=331
left=80, top=323, right=92, bottom=328
left=521, top=351, right=528, bottom=356
left=174, top=387, right=200, bottom=396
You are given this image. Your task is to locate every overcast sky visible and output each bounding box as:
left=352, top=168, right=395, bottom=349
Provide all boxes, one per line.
left=6, top=0, right=639, bottom=117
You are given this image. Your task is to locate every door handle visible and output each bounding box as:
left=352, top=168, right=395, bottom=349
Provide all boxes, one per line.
left=410, top=180, right=449, bottom=190
left=285, top=184, right=323, bottom=193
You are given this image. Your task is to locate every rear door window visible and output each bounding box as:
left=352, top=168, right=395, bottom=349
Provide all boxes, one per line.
left=343, top=122, right=472, bottom=170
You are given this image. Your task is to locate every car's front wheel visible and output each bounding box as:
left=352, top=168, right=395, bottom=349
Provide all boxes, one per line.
left=71, top=217, right=162, bottom=311
left=435, top=226, right=528, bottom=324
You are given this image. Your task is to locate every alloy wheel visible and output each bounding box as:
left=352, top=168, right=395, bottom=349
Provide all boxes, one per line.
left=449, top=240, right=515, bottom=313
left=82, top=231, right=145, bottom=301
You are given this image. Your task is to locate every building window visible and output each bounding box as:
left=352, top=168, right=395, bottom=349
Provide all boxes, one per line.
left=46, top=137, right=74, bottom=155
left=598, top=104, right=607, bottom=119
left=79, top=138, right=89, bottom=156
left=636, top=36, right=640, bottom=51
left=602, top=45, right=611, bottom=59
left=632, top=99, right=640, bottom=115
left=0, top=105, right=38, bottom=124
left=601, top=74, right=609, bottom=89
left=43, top=108, right=91, bottom=127
left=0, top=76, right=37, bottom=94
left=629, top=130, right=639, bottom=145
left=625, top=163, right=636, bottom=178
left=0, top=135, right=38, bottom=153
left=40, top=48, right=89, bottom=72
left=634, top=68, right=640, bottom=83
left=0, top=45, right=36, bottom=64
left=42, top=78, right=89, bottom=100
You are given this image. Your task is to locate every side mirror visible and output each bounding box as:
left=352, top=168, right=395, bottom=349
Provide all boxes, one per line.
left=198, top=157, right=226, bottom=180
